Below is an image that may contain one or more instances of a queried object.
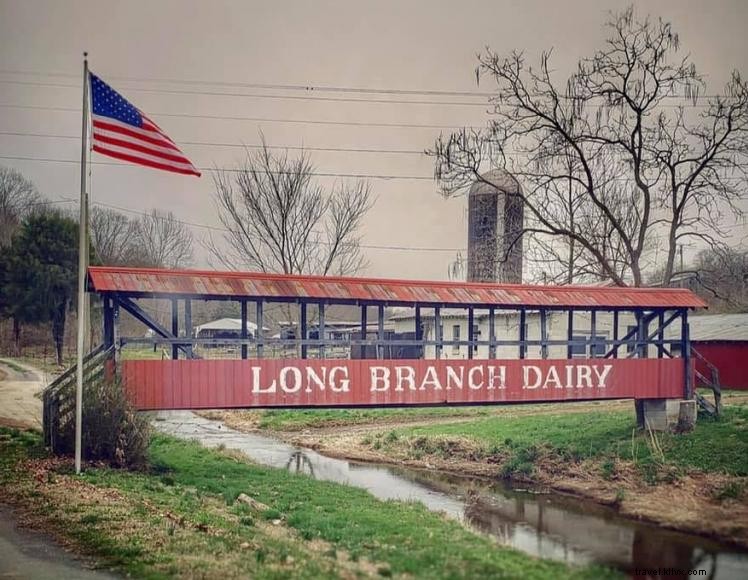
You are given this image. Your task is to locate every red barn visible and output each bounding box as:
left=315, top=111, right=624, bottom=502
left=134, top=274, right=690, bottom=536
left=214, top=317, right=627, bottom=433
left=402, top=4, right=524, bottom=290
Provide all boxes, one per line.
left=690, top=314, right=748, bottom=391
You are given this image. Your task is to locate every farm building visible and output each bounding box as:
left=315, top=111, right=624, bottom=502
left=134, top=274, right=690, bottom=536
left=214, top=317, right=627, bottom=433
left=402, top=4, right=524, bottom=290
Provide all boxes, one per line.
left=689, top=313, right=748, bottom=390
left=193, top=318, right=263, bottom=340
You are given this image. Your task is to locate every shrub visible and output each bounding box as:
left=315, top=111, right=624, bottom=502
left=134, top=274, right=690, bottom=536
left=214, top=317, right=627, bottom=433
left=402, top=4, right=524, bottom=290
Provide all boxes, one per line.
left=81, top=377, right=150, bottom=469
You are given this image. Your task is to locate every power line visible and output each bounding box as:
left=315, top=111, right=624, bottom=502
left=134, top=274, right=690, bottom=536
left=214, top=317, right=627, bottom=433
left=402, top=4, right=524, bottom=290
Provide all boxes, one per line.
left=0, top=154, right=436, bottom=180
left=0, top=103, right=470, bottom=130
left=0, top=130, right=426, bottom=156
left=0, top=78, right=724, bottom=110
left=0, top=79, right=492, bottom=108
left=0, top=68, right=498, bottom=98
left=0, top=68, right=739, bottom=100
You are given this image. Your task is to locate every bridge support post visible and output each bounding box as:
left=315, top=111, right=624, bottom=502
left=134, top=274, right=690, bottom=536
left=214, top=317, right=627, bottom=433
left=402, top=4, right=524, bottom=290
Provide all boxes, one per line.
left=241, top=300, right=248, bottom=360
left=377, top=304, right=385, bottom=360
left=467, top=307, right=474, bottom=360
left=635, top=311, right=646, bottom=428
left=612, top=310, right=619, bottom=359
left=300, top=302, right=307, bottom=359
left=256, top=301, right=264, bottom=358
left=361, top=304, right=368, bottom=358
left=415, top=305, right=422, bottom=358
left=103, top=296, right=114, bottom=348
left=540, top=309, right=548, bottom=359
left=488, top=307, right=495, bottom=359
left=171, top=298, right=179, bottom=360
left=184, top=299, right=192, bottom=359
left=318, top=303, right=325, bottom=359
left=434, top=307, right=441, bottom=360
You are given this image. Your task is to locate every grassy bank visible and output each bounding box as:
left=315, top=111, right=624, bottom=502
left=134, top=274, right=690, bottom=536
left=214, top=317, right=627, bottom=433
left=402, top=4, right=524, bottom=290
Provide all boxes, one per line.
left=236, top=401, right=748, bottom=545
left=219, top=406, right=496, bottom=431
left=378, top=405, right=748, bottom=478
left=0, top=427, right=616, bottom=579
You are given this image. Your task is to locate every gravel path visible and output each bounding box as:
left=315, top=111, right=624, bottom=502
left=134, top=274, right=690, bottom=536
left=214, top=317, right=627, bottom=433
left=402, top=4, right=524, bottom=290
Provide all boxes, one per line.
left=0, top=359, right=48, bottom=430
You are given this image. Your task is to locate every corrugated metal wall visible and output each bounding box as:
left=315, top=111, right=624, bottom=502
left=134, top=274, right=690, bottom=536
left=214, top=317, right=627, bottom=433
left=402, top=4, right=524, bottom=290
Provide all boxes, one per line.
left=693, top=341, right=748, bottom=390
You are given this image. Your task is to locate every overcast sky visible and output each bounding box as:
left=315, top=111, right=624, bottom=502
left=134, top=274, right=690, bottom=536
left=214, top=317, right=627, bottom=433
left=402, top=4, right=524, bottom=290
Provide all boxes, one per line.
left=1, top=0, right=746, bottom=280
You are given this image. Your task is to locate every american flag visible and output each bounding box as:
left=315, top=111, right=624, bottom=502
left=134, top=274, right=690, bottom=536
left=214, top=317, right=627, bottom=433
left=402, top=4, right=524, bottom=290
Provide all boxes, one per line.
left=89, top=73, right=201, bottom=177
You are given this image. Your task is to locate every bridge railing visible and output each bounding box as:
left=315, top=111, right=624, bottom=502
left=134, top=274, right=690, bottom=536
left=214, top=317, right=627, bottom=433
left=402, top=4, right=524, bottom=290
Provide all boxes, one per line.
left=119, top=336, right=687, bottom=360
left=41, top=344, right=115, bottom=453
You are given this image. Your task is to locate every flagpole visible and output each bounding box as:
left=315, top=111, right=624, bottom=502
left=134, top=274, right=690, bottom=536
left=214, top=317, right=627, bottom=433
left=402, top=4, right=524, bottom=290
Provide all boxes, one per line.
left=75, top=52, right=89, bottom=475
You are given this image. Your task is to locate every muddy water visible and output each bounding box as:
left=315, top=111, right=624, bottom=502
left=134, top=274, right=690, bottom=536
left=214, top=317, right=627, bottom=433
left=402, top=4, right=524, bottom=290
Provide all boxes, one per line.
left=154, top=411, right=748, bottom=578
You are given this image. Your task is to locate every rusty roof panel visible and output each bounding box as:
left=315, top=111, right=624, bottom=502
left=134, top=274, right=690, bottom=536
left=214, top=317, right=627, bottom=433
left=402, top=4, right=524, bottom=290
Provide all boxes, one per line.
left=87, top=266, right=707, bottom=309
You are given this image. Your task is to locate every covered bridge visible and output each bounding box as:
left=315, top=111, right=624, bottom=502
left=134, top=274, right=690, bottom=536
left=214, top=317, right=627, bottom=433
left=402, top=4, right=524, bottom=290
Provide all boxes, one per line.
left=84, top=266, right=707, bottom=426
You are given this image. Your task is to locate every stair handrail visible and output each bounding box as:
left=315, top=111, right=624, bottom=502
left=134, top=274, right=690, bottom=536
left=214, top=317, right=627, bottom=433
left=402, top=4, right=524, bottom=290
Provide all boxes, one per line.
left=691, top=346, right=722, bottom=415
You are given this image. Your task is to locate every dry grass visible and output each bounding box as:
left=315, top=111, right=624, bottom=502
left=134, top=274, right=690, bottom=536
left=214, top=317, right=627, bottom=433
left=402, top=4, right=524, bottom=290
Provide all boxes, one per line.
left=3, top=454, right=384, bottom=579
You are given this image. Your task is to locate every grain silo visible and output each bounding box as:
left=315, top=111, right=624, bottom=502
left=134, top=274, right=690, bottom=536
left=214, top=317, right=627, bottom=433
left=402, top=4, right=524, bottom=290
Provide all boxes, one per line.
left=467, top=169, right=524, bottom=283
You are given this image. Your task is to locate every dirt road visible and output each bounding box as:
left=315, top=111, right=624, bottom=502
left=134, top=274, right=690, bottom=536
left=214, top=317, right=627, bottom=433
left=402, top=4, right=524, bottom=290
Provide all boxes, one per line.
left=0, top=360, right=47, bottom=429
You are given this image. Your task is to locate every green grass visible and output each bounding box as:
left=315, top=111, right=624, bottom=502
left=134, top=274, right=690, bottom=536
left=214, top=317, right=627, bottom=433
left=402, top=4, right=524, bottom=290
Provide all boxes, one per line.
left=256, top=407, right=492, bottom=431
left=392, top=405, right=748, bottom=477
left=0, top=427, right=618, bottom=579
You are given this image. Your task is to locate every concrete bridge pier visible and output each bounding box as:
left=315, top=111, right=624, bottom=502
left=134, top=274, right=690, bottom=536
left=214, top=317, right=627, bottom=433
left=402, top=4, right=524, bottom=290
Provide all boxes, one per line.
left=641, top=399, right=697, bottom=431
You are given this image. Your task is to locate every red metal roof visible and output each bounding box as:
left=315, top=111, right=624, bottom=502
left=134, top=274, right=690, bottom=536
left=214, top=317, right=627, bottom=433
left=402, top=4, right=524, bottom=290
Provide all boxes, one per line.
left=87, top=266, right=707, bottom=309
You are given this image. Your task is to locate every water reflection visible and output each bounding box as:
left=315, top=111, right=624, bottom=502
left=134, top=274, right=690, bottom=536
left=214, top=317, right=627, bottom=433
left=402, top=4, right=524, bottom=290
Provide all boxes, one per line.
left=285, top=451, right=315, bottom=477
left=153, top=411, right=748, bottom=578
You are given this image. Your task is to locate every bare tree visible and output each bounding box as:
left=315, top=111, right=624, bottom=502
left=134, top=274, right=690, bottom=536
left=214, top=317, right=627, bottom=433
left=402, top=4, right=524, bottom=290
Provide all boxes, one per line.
left=0, top=166, right=40, bottom=247
left=692, top=247, right=748, bottom=311
left=430, top=7, right=748, bottom=287
left=650, top=246, right=748, bottom=311
left=90, top=206, right=138, bottom=266
left=208, top=137, right=373, bottom=276
left=133, top=209, right=194, bottom=269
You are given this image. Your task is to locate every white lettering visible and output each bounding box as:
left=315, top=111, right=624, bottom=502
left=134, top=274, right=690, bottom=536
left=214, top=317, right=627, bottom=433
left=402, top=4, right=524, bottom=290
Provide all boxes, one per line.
left=251, top=366, right=276, bottom=394
left=420, top=366, right=443, bottom=390
left=565, top=365, right=575, bottom=389
left=487, top=366, right=506, bottom=390
left=542, top=366, right=562, bottom=389
left=329, top=366, right=350, bottom=392
left=445, top=366, right=464, bottom=390
left=395, top=366, right=417, bottom=391
left=305, top=366, right=327, bottom=393
left=370, top=367, right=390, bottom=392
left=468, top=366, right=484, bottom=390
left=523, top=366, right=542, bottom=389
left=280, top=366, right=302, bottom=393
left=577, top=365, right=593, bottom=389
left=593, top=364, right=612, bottom=388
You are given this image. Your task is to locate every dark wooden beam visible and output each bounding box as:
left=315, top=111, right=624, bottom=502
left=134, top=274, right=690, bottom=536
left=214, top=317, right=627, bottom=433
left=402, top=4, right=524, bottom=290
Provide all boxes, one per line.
left=171, top=298, right=179, bottom=360
left=488, top=307, right=495, bottom=359
left=256, top=300, right=264, bottom=359
left=318, top=303, right=325, bottom=359
left=241, top=300, right=248, bottom=359
left=467, top=307, right=474, bottom=360
left=116, top=296, right=193, bottom=358
left=300, top=302, right=308, bottom=359
left=540, top=309, right=548, bottom=359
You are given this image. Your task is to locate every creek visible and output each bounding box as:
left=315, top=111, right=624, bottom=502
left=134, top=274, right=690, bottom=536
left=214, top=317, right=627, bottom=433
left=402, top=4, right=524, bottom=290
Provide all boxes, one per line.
left=154, top=411, right=748, bottom=578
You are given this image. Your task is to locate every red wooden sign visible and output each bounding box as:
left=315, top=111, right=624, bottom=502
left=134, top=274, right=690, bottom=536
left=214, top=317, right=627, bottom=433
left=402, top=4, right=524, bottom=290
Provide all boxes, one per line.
left=121, top=358, right=686, bottom=410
